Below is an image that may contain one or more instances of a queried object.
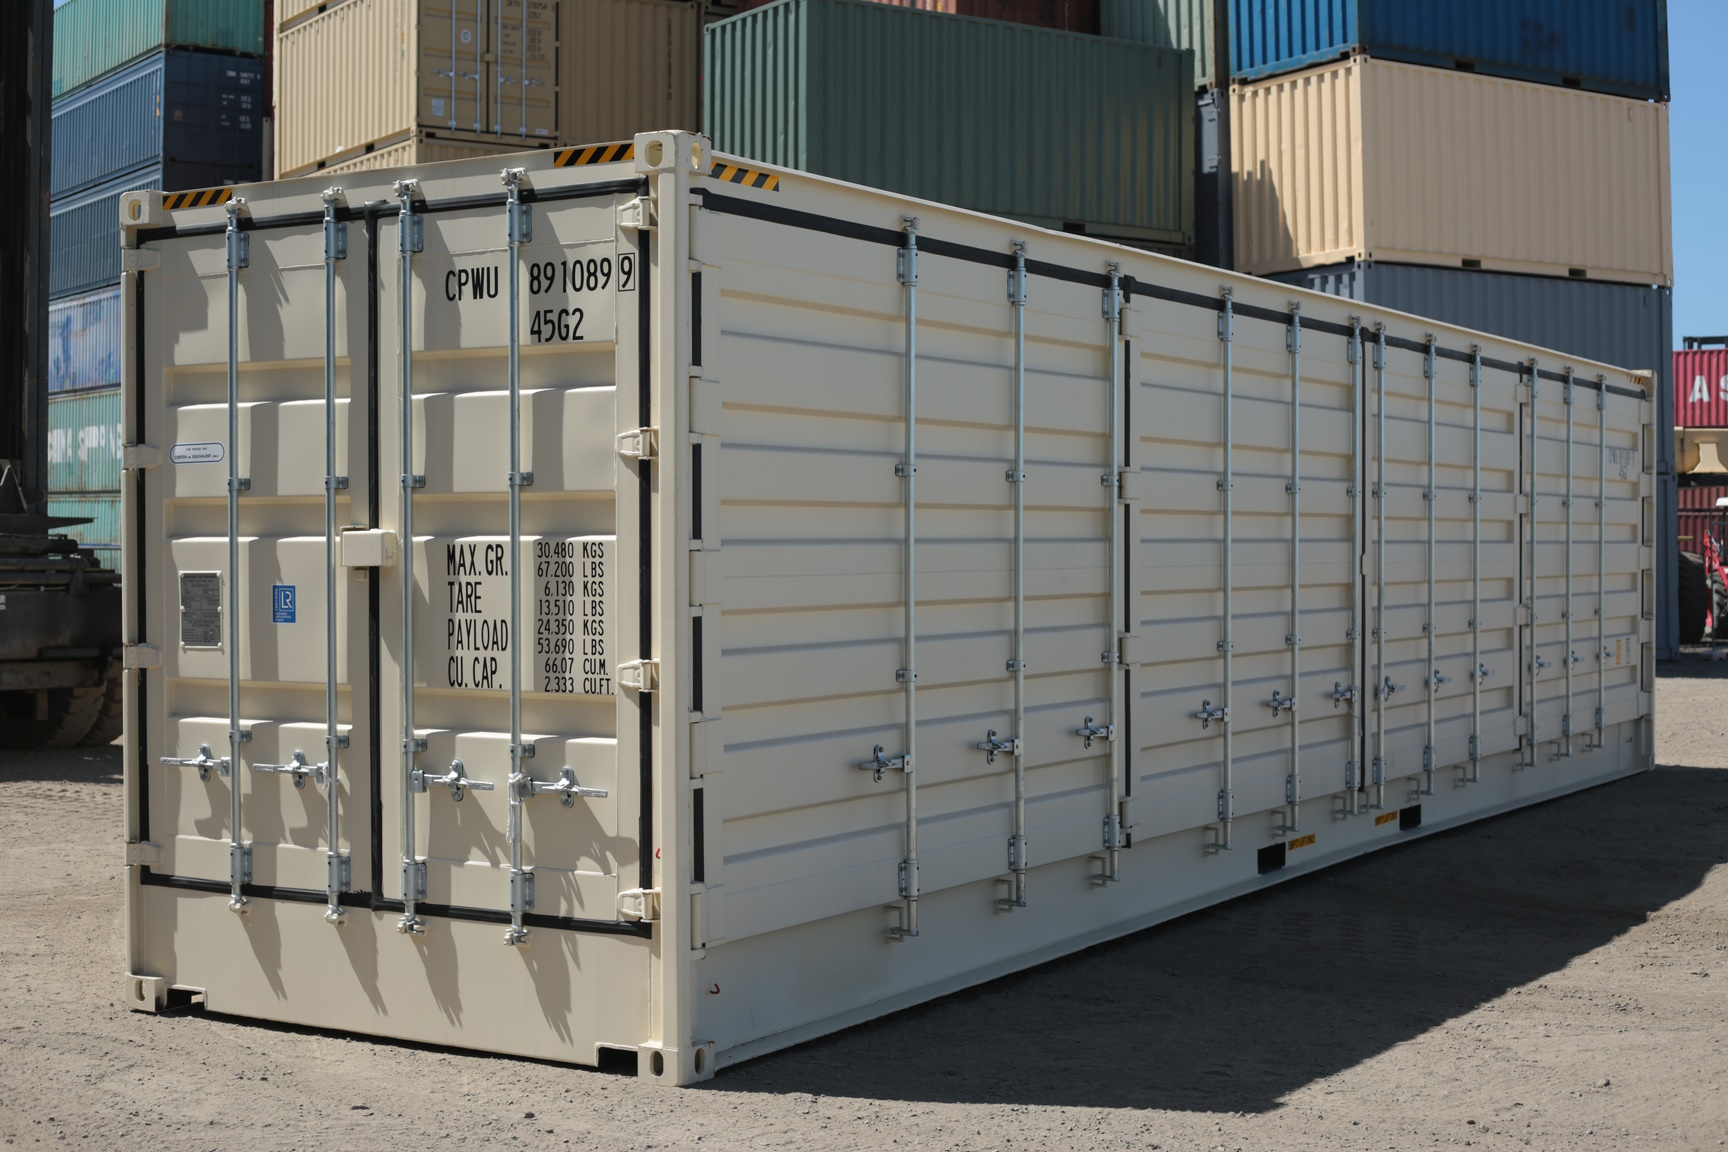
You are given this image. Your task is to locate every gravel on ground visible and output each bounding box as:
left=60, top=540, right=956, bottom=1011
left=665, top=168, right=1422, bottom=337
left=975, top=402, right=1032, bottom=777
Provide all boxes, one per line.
left=2, top=658, right=1725, bottom=1150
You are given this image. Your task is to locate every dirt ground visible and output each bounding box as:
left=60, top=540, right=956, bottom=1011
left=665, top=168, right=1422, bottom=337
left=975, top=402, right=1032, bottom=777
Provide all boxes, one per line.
left=2, top=662, right=1725, bottom=1151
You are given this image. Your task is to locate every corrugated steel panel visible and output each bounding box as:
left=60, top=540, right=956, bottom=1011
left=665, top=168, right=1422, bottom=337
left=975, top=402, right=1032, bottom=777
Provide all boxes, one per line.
left=46, top=386, right=124, bottom=494
left=53, top=0, right=266, bottom=99
left=1229, top=0, right=1669, bottom=101
left=1271, top=263, right=1672, bottom=419
left=737, top=0, right=1099, bottom=32
left=274, top=0, right=571, bottom=179
left=1273, top=259, right=1680, bottom=661
left=706, top=0, right=1195, bottom=244
left=317, top=132, right=540, bottom=175
left=1233, top=58, right=1672, bottom=287
left=47, top=286, right=123, bottom=395
left=1101, top=0, right=1214, bottom=88
left=1679, top=485, right=1728, bottom=511
left=276, top=0, right=328, bottom=31
left=1675, top=350, right=1728, bottom=429
left=44, top=495, right=121, bottom=559
left=52, top=49, right=265, bottom=200
left=50, top=165, right=163, bottom=300
left=558, top=0, right=701, bottom=147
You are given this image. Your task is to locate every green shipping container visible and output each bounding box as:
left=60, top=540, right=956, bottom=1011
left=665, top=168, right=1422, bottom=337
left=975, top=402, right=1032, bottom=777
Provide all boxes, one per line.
left=53, top=0, right=266, bottom=99
left=45, top=496, right=121, bottom=563
left=1100, top=0, right=1215, bottom=90
left=46, top=385, right=123, bottom=495
left=705, top=0, right=1194, bottom=248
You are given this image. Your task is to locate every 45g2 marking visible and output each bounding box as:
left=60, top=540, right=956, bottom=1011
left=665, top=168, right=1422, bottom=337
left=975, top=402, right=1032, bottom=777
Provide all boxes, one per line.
left=529, top=306, right=584, bottom=344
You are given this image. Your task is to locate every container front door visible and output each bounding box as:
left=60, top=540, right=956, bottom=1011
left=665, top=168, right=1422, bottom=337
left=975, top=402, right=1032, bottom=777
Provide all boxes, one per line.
left=376, top=188, right=644, bottom=924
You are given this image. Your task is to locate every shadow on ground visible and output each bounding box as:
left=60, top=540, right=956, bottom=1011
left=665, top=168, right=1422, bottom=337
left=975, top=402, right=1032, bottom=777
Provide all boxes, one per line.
left=0, top=743, right=120, bottom=784
left=711, top=765, right=1728, bottom=1113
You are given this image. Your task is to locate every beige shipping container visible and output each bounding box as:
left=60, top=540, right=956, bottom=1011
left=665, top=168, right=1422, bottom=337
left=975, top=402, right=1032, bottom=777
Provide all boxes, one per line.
left=559, top=0, right=700, bottom=145
left=275, top=0, right=558, bottom=179
left=118, top=131, right=1655, bottom=1085
left=1232, top=57, right=1673, bottom=287
left=275, top=0, right=697, bottom=181
left=317, top=131, right=545, bottom=175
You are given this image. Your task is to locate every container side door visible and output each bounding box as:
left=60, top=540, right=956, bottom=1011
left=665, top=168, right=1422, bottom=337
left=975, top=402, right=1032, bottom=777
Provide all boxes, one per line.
left=1371, top=336, right=1432, bottom=781
left=692, top=206, right=1118, bottom=945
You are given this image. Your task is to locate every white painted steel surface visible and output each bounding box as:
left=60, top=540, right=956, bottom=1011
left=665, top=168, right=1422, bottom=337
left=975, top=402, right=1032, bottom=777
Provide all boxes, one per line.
left=121, top=132, right=1656, bottom=1085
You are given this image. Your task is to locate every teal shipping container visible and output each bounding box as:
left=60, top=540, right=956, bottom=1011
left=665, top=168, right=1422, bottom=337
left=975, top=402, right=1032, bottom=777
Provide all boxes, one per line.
left=53, top=0, right=266, bottom=99
left=706, top=0, right=1195, bottom=249
left=46, top=386, right=124, bottom=494
left=44, top=496, right=121, bottom=563
left=1100, top=0, right=1215, bottom=89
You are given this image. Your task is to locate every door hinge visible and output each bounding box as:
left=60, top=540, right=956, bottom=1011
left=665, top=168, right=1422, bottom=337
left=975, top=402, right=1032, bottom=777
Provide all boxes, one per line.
left=123, top=644, right=161, bottom=670
left=618, top=659, right=660, bottom=693
left=617, top=427, right=659, bottom=461
left=122, top=444, right=160, bottom=470
left=121, top=248, right=161, bottom=273
left=618, top=197, right=658, bottom=232
left=124, top=841, right=162, bottom=866
left=618, top=887, right=662, bottom=922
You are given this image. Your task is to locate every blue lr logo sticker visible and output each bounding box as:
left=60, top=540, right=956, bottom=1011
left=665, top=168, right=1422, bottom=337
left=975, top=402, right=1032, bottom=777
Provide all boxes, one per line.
left=272, top=584, right=297, bottom=624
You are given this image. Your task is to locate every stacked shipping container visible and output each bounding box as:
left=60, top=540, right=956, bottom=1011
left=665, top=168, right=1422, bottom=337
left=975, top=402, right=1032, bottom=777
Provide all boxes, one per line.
left=1221, top=0, right=1677, bottom=657
left=704, top=0, right=1194, bottom=249
left=46, top=0, right=268, bottom=560
left=272, top=0, right=702, bottom=177
left=1673, top=346, right=1728, bottom=642
left=1675, top=347, right=1728, bottom=476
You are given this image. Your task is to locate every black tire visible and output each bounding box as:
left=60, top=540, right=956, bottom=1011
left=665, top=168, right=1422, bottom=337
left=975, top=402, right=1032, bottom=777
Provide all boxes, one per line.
left=1713, top=567, right=1728, bottom=641
left=0, top=685, right=106, bottom=750
left=1678, top=551, right=1709, bottom=644
left=78, top=677, right=124, bottom=746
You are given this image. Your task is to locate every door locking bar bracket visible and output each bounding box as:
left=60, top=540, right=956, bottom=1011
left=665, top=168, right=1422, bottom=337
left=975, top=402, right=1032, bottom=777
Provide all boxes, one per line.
left=858, top=744, right=910, bottom=783
left=1076, top=715, right=1115, bottom=747
left=512, top=766, right=608, bottom=808
left=161, top=743, right=231, bottom=782
left=251, top=748, right=334, bottom=791
left=974, top=729, right=1020, bottom=765
left=413, top=759, right=495, bottom=802
left=1191, top=702, right=1227, bottom=730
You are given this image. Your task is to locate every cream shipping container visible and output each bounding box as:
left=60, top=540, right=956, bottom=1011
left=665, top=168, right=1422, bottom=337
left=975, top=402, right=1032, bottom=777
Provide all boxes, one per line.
left=1232, top=57, right=1673, bottom=288
left=274, top=0, right=700, bottom=178
left=119, top=131, right=1657, bottom=1084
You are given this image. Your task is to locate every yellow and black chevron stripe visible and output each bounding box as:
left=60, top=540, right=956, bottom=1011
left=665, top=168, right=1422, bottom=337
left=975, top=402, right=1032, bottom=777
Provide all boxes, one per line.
left=708, top=162, right=779, bottom=191
left=554, top=142, right=635, bottom=167
left=162, top=187, right=235, bottom=210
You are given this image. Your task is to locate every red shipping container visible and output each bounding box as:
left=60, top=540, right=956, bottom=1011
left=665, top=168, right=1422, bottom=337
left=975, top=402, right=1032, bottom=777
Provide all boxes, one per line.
left=731, top=0, right=1099, bottom=33
left=1678, top=484, right=1728, bottom=555
left=1675, top=349, right=1728, bottom=428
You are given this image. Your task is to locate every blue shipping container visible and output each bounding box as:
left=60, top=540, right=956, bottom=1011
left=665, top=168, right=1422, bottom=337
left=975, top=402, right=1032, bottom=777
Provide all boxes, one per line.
left=1229, top=0, right=1669, bottom=101
left=52, top=48, right=264, bottom=200
left=50, top=165, right=161, bottom=300
left=48, top=285, right=122, bottom=394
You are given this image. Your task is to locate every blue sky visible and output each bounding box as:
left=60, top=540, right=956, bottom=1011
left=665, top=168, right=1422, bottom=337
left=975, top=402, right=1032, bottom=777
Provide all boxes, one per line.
left=1670, top=0, right=1724, bottom=345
